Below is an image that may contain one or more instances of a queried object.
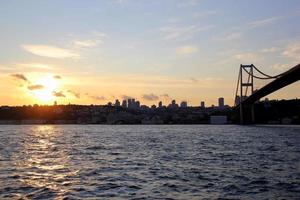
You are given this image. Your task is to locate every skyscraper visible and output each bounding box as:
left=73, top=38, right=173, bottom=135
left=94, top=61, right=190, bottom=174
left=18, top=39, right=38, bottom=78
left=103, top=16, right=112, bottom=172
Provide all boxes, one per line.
left=122, top=100, right=127, bottom=108
left=218, top=97, right=224, bottom=108
left=158, top=101, right=163, bottom=108
left=115, top=99, right=120, bottom=107
left=200, top=101, right=205, bottom=108
left=180, top=101, right=187, bottom=108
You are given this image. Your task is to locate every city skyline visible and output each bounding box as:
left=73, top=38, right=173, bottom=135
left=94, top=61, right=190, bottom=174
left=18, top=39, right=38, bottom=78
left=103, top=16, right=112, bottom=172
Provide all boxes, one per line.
left=1, top=0, right=300, bottom=106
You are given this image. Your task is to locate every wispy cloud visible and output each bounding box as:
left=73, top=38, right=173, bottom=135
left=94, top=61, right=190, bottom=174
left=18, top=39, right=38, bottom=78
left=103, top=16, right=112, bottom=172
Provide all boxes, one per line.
left=249, top=16, right=283, bottom=28
left=232, top=52, right=263, bottom=63
left=67, top=90, right=80, bottom=98
left=160, top=25, right=214, bottom=41
left=90, top=95, right=106, bottom=101
left=177, top=0, right=201, bottom=7
left=18, top=63, right=53, bottom=69
left=22, top=44, right=80, bottom=59
left=216, top=32, right=242, bottom=42
left=73, top=39, right=102, bottom=48
left=282, top=42, right=300, bottom=60
left=142, top=93, right=159, bottom=101
left=176, top=45, right=198, bottom=55
left=28, top=84, right=44, bottom=90
left=193, top=10, right=217, bottom=18
left=260, top=47, right=280, bottom=53
left=53, top=91, right=66, bottom=97
left=121, top=95, right=134, bottom=100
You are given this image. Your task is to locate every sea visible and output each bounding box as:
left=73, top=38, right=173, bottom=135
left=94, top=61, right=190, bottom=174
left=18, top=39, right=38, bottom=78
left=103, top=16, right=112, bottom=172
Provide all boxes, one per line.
left=0, top=125, right=299, bottom=199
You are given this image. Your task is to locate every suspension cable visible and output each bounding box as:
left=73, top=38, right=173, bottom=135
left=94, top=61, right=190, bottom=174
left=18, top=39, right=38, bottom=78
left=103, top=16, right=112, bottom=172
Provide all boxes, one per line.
left=242, top=67, right=274, bottom=80
left=252, top=65, right=286, bottom=79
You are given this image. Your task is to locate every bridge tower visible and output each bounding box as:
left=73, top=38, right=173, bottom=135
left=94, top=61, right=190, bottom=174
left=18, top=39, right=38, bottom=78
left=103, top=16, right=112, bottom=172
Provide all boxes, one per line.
left=235, top=64, right=255, bottom=124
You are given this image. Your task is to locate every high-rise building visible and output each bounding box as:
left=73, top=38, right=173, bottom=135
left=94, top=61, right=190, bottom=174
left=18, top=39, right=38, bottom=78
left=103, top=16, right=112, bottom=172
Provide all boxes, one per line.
left=128, top=99, right=132, bottom=108
left=218, top=97, right=224, bottom=108
left=115, top=99, right=120, bottom=107
left=122, top=100, right=127, bottom=108
left=200, top=101, right=205, bottom=108
left=180, top=101, right=187, bottom=108
left=136, top=101, right=140, bottom=108
left=158, top=101, right=163, bottom=108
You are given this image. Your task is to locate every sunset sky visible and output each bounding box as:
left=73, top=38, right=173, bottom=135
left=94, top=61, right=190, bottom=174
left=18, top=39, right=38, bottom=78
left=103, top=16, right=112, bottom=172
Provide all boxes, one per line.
left=0, top=0, right=299, bottom=106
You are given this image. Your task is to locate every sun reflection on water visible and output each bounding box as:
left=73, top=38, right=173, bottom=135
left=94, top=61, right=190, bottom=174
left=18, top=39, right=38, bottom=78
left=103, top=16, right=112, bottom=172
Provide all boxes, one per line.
left=14, top=125, right=79, bottom=199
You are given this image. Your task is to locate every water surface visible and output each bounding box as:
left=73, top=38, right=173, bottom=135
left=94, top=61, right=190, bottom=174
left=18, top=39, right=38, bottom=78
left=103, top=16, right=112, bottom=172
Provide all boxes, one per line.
left=0, top=125, right=299, bottom=199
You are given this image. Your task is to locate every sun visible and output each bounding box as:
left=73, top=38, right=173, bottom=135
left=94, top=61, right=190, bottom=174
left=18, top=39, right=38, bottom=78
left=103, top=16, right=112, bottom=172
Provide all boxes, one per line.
left=32, top=76, right=59, bottom=103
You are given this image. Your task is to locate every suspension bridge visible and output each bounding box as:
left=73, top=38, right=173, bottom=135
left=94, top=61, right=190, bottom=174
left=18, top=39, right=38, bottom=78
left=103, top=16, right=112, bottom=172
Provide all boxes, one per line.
left=234, top=63, right=300, bottom=124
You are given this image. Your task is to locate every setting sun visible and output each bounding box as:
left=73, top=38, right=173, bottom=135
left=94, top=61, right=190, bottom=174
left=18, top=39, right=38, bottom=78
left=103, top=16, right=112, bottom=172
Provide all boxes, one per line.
left=32, top=76, right=59, bottom=103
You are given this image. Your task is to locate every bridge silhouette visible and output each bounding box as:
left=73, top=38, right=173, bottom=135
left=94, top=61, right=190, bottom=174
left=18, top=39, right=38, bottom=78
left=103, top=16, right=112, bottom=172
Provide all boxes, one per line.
left=234, top=63, right=300, bottom=124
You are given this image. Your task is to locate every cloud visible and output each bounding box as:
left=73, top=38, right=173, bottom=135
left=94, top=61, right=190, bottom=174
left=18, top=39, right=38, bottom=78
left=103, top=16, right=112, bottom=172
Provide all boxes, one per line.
left=73, top=39, right=102, bottom=48
left=67, top=90, right=80, bottom=98
left=11, top=74, right=29, bottom=83
left=193, top=10, right=217, bottom=18
left=232, top=53, right=262, bottom=63
left=90, top=95, right=106, bottom=101
left=177, top=0, right=201, bottom=7
left=142, top=93, right=159, bottom=101
left=28, top=84, right=44, bottom=90
left=92, top=31, right=108, bottom=38
left=53, top=75, right=62, bottom=79
left=53, top=91, right=66, bottom=97
left=270, top=63, right=291, bottom=71
left=160, top=25, right=214, bottom=41
left=22, top=44, right=80, bottom=59
left=282, top=43, right=300, bottom=60
left=176, top=45, right=198, bottom=55
left=249, top=16, right=283, bottom=28
left=18, top=63, right=52, bottom=69
left=216, top=32, right=242, bottom=42
left=160, top=94, right=170, bottom=98
left=261, top=47, right=279, bottom=53
left=121, top=95, right=134, bottom=100
left=189, top=77, right=198, bottom=83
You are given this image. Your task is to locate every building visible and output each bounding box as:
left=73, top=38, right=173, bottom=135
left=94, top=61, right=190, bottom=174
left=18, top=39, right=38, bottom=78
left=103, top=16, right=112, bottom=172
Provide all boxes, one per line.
left=115, top=99, right=120, bottom=107
left=136, top=101, right=140, bottom=108
left=200, top=101, right=205, bottom=108
left=218, top=97, right=224, bottom=108
left=180, top=101, right=187, bottom=108
left=158, top=101, right=163, bottom=108
left=122, top=100, right=127, bottom=108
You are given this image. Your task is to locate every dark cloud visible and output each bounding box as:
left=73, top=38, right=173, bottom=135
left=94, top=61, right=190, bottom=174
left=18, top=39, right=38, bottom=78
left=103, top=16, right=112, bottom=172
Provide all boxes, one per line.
left=90, top=95, right=106, bottom=101
left=11, top=74, right=29, bottom=83
left=53, top=75, right=62, bottom=79
left=189, top=77, right=198, bottom=82
left=53, top=91, right=66, bottom=97
left=67, top=90, right=80, bottom=98
left=142, top=93, right=159, bottom=101
left=28, top=84, right=44, bottom=90
left=161, top=94, right=170, bottom=98
left=121, top=95, right=134, bottom=100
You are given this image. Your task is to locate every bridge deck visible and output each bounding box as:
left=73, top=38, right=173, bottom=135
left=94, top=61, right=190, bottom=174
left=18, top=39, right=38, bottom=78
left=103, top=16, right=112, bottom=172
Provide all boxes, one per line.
left=242, top=64, right=300, bottom=105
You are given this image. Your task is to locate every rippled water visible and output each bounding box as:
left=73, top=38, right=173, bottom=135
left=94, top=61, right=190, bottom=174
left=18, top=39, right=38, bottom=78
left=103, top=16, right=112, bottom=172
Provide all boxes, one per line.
left=0, top=125, right=300, bottom=199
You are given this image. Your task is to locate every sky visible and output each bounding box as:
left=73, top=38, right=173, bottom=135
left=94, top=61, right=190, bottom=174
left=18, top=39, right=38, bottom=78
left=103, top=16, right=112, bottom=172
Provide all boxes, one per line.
left=0, top=0, right=299, bottom=106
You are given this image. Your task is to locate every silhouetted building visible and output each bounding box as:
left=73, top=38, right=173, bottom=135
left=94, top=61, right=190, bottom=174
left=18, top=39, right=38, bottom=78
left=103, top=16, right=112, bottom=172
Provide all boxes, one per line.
left=200, top=101, right=205, bottom=108
left=180, top=101, right=187, bottom=108
left=136, top=101, right=140, bottom=108
left=218, top=97, right=224, bottom=108
left=158, top=101, right=163, bottom=108
left=122, top=100, right=127, bottom=108
left=115, top=99, right=120, bottom=107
